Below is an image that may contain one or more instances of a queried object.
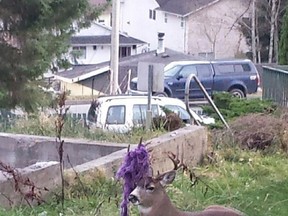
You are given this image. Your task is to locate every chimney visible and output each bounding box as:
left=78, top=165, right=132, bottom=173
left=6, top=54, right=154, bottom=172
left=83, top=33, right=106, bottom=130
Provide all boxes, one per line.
left=157, top=32, right=165, bottom=54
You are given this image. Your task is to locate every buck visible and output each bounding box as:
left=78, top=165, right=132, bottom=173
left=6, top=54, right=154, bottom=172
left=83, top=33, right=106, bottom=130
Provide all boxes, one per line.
left=128, top=154, right=245, bottom=216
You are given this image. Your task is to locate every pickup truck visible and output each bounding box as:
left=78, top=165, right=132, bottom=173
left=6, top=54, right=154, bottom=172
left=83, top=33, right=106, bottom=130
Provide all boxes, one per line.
left=130, top=59, right=260, bottom=99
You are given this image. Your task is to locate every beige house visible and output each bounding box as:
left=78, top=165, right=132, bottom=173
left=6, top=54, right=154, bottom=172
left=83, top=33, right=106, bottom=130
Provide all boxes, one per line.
left=185, top=0, right=251, bottom=59
left=154, top=0, right=251, bottom=59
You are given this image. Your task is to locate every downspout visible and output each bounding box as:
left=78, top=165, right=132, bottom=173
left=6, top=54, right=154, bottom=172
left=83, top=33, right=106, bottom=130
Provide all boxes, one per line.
left=92, top=77, right=95, bottom=98
left=183, top=16, right=188, bottom=54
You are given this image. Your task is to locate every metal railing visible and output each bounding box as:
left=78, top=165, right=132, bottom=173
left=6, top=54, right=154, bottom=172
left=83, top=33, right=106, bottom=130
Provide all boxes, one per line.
left=262, top=66, right=288, bottom=107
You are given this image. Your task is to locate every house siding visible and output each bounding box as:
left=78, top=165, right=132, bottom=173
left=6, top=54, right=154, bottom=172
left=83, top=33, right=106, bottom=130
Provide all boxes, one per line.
left=120, top=0, right=160, bottom=51
left=71, top=23, right=141, bottom=64
left=60, top=79, right=106, bottom=96
left=186, top=0, right=250, bottom=59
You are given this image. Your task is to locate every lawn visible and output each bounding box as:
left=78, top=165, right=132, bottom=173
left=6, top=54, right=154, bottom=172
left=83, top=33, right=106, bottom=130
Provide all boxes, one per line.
left=1, top=147, right=288, bottom=216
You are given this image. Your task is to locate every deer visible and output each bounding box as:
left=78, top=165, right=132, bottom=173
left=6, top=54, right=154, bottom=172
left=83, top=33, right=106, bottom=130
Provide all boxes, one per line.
left=128, top=153, right=245, bottom=216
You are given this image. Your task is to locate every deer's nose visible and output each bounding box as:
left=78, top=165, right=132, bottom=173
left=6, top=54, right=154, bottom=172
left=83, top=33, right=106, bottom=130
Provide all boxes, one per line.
left=128, top=194, right=139, bottom=204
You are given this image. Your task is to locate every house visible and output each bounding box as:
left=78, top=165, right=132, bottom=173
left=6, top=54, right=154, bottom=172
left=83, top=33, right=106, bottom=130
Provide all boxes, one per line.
left=54, top=48, right=199, bottom=96
left=182, top=0, right=251, bottom=59
left=70, top=23, right=147, bottom=64
left=86, top=0, right=252, bottom=59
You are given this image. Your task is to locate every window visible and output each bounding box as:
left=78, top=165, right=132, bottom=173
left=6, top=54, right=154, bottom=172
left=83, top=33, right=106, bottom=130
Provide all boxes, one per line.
left=119, top=46, right=131, bottom=58
left=180, top=17, right=184, bottom=27
left=242, top=64, right=251, bottom=72
left=132, top=104, right=158, bottom=124
left=234, top=64, right=251, bottom=72
left=164, top=65, right=182, bottom=77
left=234, top=64, right=244, bottom=73
left=72, top=46, right=86, bottom=59
left=164, top=13, right=168, bottom=23
left=198, top=52, right=215, bottom=60
left=215, top=64, right=234, bottom=74
left=179, top=65, right=197, bottom=78
left=215, top=63, right=252, bottom=74
left=196, top=64, right=212, bottom=77
left=106, top=105, right=125, bottom=124
left=149, top=9, right=156, bottom=20
left=164, top=105, right=190, bottom=120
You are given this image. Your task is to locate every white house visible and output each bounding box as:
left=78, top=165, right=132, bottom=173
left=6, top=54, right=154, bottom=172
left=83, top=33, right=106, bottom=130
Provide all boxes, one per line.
left=70, top=23, right=147, bottom=65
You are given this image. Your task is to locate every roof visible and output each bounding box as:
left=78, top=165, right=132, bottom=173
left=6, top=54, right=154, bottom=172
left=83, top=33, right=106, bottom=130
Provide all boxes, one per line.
left=97, top=94, right=185, bottom=104
left=54, top=48, right=199, bottom=84
left=156, top=0, right=220, bottom=16
left=54, top=62, right=110, bottom=83
left=70, top=35, right=146, bottom=45
left=117, top=48, right=199, bottom=66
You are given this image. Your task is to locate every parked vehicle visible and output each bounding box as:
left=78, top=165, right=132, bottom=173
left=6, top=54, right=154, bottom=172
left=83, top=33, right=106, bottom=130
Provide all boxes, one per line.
left=87, top=95, right=214, bottom=133
left=130, top=59, right=260, bottom=99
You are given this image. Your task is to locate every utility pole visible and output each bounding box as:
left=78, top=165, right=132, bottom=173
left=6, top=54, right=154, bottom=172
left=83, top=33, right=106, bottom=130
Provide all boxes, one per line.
left=251, top=0, right=257, bottom=63
left=110, top=0, right=120, bottom=95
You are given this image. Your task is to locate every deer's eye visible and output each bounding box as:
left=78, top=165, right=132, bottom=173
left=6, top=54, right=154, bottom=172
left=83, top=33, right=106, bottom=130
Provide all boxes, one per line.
left=145, top=185, right=155, bottom=191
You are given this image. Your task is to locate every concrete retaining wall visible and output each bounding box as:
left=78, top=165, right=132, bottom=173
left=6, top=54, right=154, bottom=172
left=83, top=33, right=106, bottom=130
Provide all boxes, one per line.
left=65, top=125, right=207, bottom=182
left=0, top=133, right=128, bottom=168
left=0, top=161, right=60, bottom=208
left=0, top=125, right=207, bottom=208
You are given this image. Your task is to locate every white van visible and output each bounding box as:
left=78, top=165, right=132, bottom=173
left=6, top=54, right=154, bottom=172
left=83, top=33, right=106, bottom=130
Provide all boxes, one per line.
left=87, top=95, right=213, bottom=133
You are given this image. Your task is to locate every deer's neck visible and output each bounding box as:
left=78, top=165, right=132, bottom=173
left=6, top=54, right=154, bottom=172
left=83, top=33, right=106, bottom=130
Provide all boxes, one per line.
left=139, top=192, right=182, bottom=216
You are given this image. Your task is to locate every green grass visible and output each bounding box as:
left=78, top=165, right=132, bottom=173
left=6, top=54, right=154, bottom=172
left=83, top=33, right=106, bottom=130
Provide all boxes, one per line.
left=1, top=116, right=166, bottom=144
left=1, top=148, right=288, bottom=216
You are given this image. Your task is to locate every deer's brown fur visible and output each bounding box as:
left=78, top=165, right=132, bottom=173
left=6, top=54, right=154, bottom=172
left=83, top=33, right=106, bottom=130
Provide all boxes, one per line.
left=129, top=154, right=245, bottom=216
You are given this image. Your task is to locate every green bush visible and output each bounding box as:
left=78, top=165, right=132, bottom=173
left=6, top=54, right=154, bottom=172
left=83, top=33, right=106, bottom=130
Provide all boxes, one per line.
left=202, top=92, right=277, bottom=127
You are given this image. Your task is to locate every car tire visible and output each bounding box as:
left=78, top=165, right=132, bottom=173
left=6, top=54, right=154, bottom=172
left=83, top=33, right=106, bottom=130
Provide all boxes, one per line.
left=153, top=91, right=168, bottom=97
left=229, top=88, right=245, bottom=98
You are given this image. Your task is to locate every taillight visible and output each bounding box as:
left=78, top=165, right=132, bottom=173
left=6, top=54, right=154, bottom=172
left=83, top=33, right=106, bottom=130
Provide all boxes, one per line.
left=256, top=73, right=260, bottom=86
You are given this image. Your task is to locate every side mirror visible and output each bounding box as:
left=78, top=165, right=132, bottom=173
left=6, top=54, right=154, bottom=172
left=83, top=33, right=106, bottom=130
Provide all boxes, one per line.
left=176, top=74, right=183, bottom=80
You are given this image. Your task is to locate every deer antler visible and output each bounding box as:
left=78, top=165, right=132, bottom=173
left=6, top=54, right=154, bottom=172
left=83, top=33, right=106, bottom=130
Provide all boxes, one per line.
left=167, top=151, right=187, bottom=171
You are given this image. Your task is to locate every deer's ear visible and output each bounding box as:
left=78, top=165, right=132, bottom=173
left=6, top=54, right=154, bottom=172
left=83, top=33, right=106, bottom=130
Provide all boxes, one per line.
left=159, top=170, right=176, bottom=186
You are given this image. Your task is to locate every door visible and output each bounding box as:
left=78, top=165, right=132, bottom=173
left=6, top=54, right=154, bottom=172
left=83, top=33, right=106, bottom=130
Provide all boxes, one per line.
left=167, top=64, right=198, bottom=99
left=195, top=64, right=214, bottom=98
left=105, top=105, right=127, bottom=132
left=166, top=64, right=213, bottom=99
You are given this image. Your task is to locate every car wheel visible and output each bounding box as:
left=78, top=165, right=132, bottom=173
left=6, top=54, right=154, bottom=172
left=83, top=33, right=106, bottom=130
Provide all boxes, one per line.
left=153, top=91, right=168, bottom=97
left=229, top=89, right=245, bottom=98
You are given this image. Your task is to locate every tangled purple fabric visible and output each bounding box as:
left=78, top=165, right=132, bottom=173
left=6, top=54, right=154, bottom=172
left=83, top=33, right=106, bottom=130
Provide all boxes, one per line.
left=116, top=143, right=150, bottom=216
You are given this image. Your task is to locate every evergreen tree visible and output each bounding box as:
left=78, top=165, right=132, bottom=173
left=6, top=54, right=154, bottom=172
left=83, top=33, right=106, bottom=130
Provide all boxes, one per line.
left=0, top=0, right=104, bottom=111
left=279, top=7, right=288, bottom=64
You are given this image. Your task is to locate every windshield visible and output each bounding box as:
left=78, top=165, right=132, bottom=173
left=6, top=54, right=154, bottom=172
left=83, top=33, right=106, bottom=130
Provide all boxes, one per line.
left=164, top=65, right=182, bottom=77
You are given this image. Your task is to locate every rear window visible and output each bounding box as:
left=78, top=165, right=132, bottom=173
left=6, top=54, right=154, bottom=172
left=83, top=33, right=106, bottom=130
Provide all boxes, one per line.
left=215, top=64, right=234, bottom=74
left=106, top=105, right=125, bottom=124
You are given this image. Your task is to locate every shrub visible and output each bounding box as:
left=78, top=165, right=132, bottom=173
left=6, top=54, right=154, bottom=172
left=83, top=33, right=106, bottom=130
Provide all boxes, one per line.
left=202, top=92, right=277, bottom=128
left=211, top=109, right=288, bottom=154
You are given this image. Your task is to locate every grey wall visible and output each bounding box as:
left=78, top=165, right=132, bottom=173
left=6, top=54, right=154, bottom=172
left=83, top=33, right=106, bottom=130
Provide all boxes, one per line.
left=0, top=133, right=128, bottom=169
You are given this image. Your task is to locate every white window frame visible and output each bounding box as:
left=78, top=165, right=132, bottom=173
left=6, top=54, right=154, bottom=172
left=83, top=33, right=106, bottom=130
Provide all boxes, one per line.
left=72, top=46, right=86, bottom=59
